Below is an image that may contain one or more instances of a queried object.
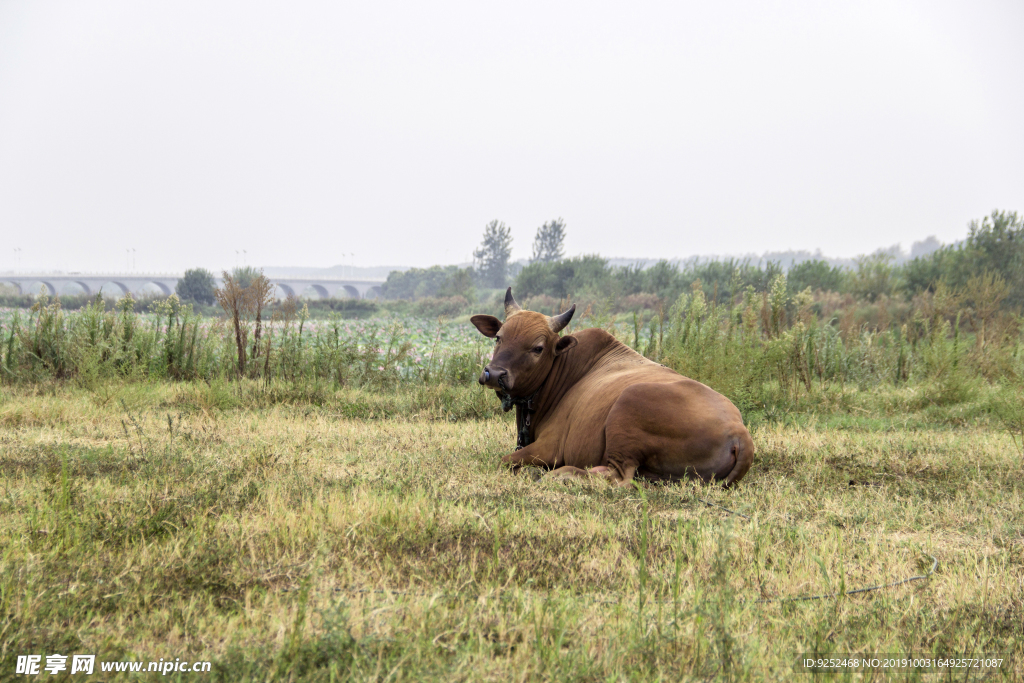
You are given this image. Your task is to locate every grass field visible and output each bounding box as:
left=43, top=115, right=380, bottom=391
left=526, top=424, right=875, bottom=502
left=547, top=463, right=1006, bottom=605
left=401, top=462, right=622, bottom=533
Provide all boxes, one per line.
left=1, top=379, right=1022, bottom=682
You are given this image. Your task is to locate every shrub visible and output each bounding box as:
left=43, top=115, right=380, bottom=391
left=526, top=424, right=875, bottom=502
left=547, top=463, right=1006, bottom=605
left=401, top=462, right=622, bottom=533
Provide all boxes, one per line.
left=411, top=296, right=471, bottom=319
left=176, top=268, right=217, bottom=305
left=382, top=266, right=476, bottom=301
left=617, top=293, right=662, bottom=313
left=788, top=259, right=846, bottom=294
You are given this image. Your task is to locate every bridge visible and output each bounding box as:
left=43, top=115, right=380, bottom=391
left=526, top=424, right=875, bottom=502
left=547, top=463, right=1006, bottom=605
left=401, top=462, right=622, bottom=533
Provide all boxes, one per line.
left=0, top=272, right=386, bottom=300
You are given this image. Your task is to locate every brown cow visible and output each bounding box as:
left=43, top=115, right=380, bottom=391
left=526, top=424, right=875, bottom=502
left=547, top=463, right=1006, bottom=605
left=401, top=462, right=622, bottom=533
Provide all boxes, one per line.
left=471, top=288, right=753, bottom=487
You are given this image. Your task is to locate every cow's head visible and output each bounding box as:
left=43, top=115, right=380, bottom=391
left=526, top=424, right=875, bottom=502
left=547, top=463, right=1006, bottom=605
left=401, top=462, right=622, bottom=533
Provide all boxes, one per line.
left=470, top=288, right=578, bottom=396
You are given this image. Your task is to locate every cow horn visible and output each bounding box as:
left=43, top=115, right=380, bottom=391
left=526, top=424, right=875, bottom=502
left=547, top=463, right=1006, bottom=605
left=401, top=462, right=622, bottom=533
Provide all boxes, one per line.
left=504, top=287, right=521, bottom=318
left=548, top=304, right=576, bottom=333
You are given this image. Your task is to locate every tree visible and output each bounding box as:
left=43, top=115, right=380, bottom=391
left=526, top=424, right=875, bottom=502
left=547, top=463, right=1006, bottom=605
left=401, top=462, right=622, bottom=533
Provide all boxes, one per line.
left=381, top=265, right=476, bottom=301
left=176, top=268, right=216, bottom=305
left=963, top=210, right=1024, bottom=307
left=642, top=260, right=683, bottom=301
left=215, top=269, right=274, bottom=377
left=438, top=267, right=476, bottom=302
left=231, top=266, right=261, bottom=289
left=787, top=259, right=846, bottom=294
left=515, top=260, right=574, bottom=299
left=903, top=210, right=1024, bottom=307
left=850, top=253, right=900, bottom=303
left=531, top=218, right=566, bottom=263
left=514, top=255, right=609, bottom=299
left=964, top=271, right=1010, bottom=350
left=473, top=220, right=513, bottom=288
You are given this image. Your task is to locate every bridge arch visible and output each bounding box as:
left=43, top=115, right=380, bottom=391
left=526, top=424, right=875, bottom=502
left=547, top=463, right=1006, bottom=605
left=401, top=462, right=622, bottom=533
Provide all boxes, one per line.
left=301, top=284, right=330, bottom=299
left=341, top=285, right=359, bottom=299
left=22, top=281, right=56, bottom=297
left=137, top=281, right=172, bottom=297
left=273, top=283, right=296, bottom=300
left=99, top=281, right=129, bottom=297
left=364, top=286, right=382, bottom=300
left=59, top=281, right=92, bottom=296
left=0, top=281, right=22, bottom=295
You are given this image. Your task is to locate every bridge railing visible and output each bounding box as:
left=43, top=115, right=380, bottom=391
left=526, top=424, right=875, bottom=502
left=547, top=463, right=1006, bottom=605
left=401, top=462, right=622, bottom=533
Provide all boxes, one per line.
left=0, top=272, right=385, bottom=283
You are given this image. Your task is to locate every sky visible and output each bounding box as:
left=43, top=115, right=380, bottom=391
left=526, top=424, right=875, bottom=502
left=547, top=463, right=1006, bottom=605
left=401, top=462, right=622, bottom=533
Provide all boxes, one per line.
left=1, top=0, right=1022, bottom=274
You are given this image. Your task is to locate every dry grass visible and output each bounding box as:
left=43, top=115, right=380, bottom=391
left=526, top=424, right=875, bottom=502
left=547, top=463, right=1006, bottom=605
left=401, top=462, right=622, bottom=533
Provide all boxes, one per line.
left=1, top=380, right=1022, bottom=681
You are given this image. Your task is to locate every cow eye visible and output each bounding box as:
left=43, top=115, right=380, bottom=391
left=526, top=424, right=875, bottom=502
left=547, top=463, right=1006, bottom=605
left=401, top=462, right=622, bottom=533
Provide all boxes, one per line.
left=532, top=346, right=543, bottom=354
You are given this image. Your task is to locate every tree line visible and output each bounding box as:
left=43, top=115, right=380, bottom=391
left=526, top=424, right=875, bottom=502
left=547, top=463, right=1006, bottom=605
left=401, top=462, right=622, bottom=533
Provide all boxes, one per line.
left=381, top=210, right=1024, bottom=313
left=169, top=219, right=567, bottom=306
left=165, top=210, right=1022, bottom=319
left=380, top=218, right=566, bottom=300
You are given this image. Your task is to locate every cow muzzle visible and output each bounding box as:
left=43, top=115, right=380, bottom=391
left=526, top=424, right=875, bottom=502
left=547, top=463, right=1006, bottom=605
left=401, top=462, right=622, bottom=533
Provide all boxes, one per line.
left=479, top=366, right=511, bottom=390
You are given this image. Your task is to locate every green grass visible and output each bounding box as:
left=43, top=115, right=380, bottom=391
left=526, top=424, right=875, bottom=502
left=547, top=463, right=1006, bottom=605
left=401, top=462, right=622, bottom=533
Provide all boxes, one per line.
left=1, top=380, right=1022, bottom=681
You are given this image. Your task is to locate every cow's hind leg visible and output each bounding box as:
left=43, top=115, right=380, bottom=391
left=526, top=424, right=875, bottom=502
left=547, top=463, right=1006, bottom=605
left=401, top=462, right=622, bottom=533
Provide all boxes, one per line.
left=544, top=463, right=637, bottom=487
left=602, top=381, right=745, bottom=485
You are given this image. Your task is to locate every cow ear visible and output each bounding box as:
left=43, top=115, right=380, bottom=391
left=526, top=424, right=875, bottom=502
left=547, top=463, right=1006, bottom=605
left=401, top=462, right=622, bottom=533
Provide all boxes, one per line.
left=554, top=334, right=577, bottom=355
left=470, top=314, right=502, bottom=338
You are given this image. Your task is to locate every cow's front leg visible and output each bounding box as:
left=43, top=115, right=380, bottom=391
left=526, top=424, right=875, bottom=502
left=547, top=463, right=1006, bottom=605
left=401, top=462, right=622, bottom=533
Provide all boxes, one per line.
left=500, top=443, right=557, bottom=475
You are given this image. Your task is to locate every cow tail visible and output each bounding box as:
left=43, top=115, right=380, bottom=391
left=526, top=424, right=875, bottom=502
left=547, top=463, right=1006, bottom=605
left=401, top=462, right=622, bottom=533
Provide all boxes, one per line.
left=723, top=432, right=754, bottom=487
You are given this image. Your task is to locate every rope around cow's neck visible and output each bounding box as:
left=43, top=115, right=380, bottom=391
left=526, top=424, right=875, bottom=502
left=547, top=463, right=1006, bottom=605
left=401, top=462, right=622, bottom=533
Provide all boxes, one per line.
left=497, top=384, right=541, bottom=451
left=495, top=374, right=544, bottom=451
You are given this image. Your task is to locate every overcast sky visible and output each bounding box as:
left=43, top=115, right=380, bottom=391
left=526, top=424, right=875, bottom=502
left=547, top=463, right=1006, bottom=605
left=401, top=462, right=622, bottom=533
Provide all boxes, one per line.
left=1, top=0, right=1022, bottom=274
